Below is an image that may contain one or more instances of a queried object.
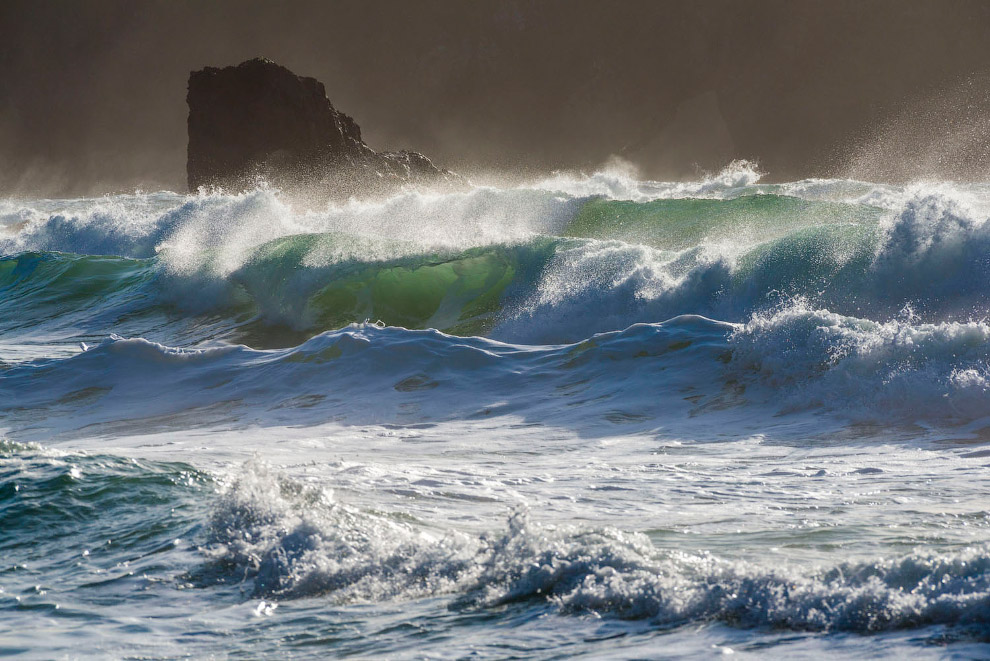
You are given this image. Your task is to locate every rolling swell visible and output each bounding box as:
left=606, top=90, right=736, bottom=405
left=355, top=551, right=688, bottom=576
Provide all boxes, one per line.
left=5, top=309, right=990, bottom=441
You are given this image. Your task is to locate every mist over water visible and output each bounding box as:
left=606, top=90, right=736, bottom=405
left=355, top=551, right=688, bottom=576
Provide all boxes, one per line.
left=5, top=0, right=990, bottom=196
left=3, top=162, right=990, bottom=658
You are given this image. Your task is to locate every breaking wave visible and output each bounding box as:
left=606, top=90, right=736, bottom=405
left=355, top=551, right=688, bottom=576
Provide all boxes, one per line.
left=5, top=166, right=990, bottom=435
left=4, top=176, right=990, bottom=349
left=201, top=460, right=990, bottom=636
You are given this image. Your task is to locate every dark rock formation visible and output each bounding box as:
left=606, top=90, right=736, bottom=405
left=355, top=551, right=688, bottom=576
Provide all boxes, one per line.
left=187, top=58, right=461, bottom=196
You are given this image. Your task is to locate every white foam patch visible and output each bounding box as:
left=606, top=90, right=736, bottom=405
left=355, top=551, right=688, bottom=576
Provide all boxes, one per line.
left=731, top=300, right=990, bottom=423
left=531, top=159, right=764, bottom=202
left=204, top=460, right=990, bottom=634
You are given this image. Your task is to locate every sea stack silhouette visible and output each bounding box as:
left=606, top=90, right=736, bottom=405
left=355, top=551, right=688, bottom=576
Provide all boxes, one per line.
left=186, top=57, right=461, bottom=196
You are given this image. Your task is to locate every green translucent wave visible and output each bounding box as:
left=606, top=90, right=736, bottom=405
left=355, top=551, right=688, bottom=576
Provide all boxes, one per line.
left=0, top=195, right=890, bottom=347
left=564, top=194, right=883, bottom=249
left=232, top=233, right=558, bottom=339
left=0, top=252, right=160, bottom=338
left=0, top=236, right=558, bottom=345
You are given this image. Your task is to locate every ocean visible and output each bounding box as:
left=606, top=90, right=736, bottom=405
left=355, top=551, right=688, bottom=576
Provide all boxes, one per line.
left=2, top=162, right=990, bottom=658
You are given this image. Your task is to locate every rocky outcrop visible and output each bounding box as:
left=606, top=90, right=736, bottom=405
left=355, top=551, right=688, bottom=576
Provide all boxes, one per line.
left=186, top=58, right=461, bottom=196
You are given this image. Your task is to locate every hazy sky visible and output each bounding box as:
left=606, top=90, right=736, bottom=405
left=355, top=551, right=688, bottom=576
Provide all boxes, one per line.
left=2, top=0, right=990, bottom=195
